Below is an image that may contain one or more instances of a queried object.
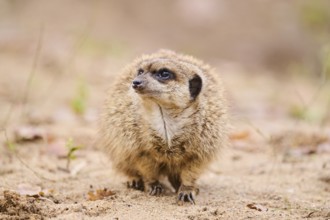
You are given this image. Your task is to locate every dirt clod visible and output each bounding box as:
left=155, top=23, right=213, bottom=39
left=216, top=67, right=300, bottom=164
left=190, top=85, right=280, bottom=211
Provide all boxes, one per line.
left=0, top=190, right=43, bottom=219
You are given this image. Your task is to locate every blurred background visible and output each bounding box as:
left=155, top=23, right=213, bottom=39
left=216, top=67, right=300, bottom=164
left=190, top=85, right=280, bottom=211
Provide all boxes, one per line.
left=1, top=0, right=330, bottom=137
left=1, top=2, right=330, bottom=218
left=0, top=0, right=330, bottom=131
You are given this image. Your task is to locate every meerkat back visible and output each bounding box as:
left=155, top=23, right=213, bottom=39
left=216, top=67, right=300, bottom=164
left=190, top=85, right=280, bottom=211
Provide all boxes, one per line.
left=98, top=50, right=228, bottom=204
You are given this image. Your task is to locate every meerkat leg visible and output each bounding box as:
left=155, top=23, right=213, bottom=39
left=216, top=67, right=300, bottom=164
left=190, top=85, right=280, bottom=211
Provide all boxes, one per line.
left=168, top=173, right=181, bottom=193
left=177, top=169, right=201, bottom=205
left=126, top=175, right=163, bottom=195
left=136, top=160, right=164, bottom=196
left=143, top=170, right=164, bottom=196
left=123, top=167, right=145, bottom=191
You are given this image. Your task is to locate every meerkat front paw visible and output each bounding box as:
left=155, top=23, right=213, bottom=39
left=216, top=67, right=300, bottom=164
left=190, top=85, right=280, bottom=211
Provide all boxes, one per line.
left=127, top=179, right=145, bottom=191
left=177, top=185, right=199, bottom=205
left=148, top=181, right=164, bottom=196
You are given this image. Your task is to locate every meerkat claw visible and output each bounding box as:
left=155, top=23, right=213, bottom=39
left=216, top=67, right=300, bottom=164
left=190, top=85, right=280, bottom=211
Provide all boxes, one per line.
left=149, top=182, right=164, bottom=196
left=187, top=192, right=195, bottom=204
left=177, top=185, right=199, bottom=205
left=177, top=191, right=195, bottom=205
left=127, top=179, right=145, bottom=191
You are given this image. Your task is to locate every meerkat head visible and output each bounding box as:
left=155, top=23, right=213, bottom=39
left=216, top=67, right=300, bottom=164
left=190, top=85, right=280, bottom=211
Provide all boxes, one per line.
left=130, top=50, right=205, bottom=108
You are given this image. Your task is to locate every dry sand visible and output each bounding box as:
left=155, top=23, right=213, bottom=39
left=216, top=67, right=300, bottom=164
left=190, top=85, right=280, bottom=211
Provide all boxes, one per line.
left=1, top=72, right=330, bottom=220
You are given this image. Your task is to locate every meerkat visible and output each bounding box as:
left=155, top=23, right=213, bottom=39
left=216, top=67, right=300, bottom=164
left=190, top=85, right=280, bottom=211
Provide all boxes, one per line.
left=98, top=50, right=228, bottom=204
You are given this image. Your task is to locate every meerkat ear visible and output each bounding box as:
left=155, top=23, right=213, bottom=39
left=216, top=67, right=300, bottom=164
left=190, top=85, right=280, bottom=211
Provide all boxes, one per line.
left=189, top=74, right=202, bottom=100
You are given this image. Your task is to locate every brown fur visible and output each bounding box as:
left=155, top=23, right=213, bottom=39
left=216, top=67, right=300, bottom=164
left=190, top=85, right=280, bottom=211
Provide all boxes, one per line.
left=98, top=50, right=228, bottom=204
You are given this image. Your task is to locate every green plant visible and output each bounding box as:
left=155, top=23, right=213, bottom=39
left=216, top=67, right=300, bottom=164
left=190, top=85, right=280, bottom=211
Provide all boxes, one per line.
left=3, top=130, right=16, bottom=152
left=321, top=45, right=330, bottom=79
left=300, top=0, right=330, bottom=31
left=65, top=138, right=82, bottom=170
left=289, top=105, right=307, bottom=120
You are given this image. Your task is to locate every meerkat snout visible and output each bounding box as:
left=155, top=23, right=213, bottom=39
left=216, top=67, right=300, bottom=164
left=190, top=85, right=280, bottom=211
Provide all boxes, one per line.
left=132, top=78, right=144, bottom=90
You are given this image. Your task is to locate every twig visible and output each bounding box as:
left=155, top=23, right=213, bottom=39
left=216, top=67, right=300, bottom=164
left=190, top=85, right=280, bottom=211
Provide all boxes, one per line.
left=3, top=129, right=55, bottom=182
left=0, top=103, right=15, bottom=131
left=239, top=117, right=270, bottom=141
left=320, top=95, right=330, bottom=127
left=294, top=44, right=329, bottom=124
left=21, top=24, right=44, bottom=120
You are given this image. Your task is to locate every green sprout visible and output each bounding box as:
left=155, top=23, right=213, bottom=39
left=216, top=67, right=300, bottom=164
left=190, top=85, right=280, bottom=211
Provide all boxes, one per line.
left=3, top=130, right=16, bottom=152
left=6, top=140, right=16, bottom=152
left=65, top=138, right=82, bottom=170
left=289, top=105, right=307, bottom=120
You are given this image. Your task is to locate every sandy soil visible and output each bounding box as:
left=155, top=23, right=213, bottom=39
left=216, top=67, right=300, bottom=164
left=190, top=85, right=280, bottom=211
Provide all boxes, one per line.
left=1, top=68, right=330, bottom=220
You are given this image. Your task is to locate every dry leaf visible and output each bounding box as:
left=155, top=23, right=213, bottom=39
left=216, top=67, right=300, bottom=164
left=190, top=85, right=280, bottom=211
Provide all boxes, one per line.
left=319, top=176, right=330, bottom=184
left=14, top=126, right=45, bottom=142
left=229, top=130, right=250, bottom=141
left=87, top=188, right=115, bottom=201
left=247, top=203, right=268, bottom=212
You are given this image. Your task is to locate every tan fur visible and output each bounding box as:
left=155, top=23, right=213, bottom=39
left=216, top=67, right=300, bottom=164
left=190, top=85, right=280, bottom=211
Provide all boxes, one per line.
left=98, top=50, right=228, bottom=204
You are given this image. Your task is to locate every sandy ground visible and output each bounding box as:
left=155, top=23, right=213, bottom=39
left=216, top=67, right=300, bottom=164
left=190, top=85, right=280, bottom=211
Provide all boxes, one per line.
left=1, top=68, right=330, bottom=219
left=1, top=142, right=330, bottom=220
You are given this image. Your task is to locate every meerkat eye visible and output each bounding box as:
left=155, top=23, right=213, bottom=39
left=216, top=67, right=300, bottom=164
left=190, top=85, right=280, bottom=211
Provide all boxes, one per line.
left=157, top=68, right=173, bottom=80
left=137, top=68, right=144, bottom=75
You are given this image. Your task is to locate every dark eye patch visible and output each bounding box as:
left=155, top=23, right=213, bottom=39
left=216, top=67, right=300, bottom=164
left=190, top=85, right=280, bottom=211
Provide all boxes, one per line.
left=189, top=74, right=202, bottom=100
left=154, top=68, right=175, bottom=82
left=137, top=68, right=144, bottom=75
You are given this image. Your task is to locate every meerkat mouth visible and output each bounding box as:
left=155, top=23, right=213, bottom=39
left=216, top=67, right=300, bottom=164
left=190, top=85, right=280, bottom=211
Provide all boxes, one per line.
left=134, top=89, right=146, bottom=94
left=134, top=89, right=161, bottom=96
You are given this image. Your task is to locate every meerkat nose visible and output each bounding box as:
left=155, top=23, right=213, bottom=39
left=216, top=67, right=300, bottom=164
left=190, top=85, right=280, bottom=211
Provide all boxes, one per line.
left=132, top=80, right=144, bottom=89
